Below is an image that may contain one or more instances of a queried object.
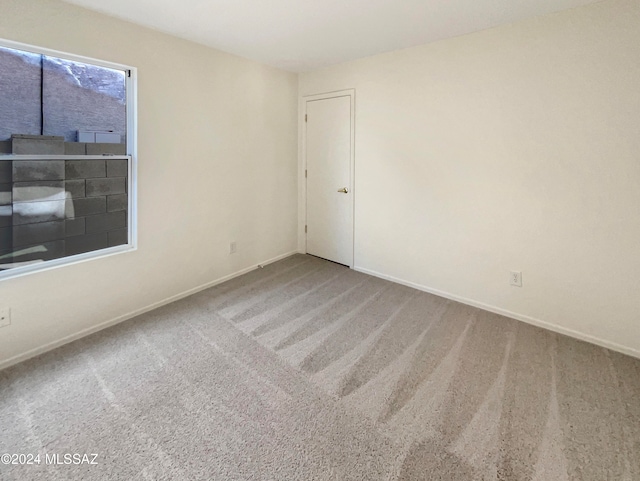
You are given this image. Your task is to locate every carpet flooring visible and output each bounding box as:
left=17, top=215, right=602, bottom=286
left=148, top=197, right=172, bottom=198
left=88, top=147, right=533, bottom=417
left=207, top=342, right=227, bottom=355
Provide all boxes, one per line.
left=1, top=254, right=639, bottom=480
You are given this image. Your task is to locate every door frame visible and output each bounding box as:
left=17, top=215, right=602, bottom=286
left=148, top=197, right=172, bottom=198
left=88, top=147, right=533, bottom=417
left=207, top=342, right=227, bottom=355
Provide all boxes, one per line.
left=299, top=89, right=356, bottom=267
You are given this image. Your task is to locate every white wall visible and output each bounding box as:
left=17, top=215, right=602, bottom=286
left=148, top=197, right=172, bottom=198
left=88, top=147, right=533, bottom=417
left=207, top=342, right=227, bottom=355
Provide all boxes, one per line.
left=300, top=0, right=640, bottom=356
left=0, top=0, right=299, bottom=367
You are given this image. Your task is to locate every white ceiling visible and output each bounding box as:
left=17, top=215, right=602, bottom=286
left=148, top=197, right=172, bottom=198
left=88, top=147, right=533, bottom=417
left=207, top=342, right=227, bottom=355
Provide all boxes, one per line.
left=62, top=0, right=601, bottom=72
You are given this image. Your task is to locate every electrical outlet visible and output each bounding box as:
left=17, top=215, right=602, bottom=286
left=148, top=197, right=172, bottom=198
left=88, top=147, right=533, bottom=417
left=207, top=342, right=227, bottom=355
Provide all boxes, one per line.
left=229, top=242, right=237, bottom=254
left=510, top=271, right=522, bottom=287
left=0, top=308, right=11, bottom=328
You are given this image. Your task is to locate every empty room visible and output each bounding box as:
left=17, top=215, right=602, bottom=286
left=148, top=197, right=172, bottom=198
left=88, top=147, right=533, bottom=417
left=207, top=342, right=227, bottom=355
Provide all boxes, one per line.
left=1, top=0, right=639, bottom=479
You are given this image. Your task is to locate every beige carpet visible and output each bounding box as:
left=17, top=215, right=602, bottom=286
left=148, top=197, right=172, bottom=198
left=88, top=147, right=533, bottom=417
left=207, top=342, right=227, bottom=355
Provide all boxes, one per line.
left=1, top=254, right=639, bottom=480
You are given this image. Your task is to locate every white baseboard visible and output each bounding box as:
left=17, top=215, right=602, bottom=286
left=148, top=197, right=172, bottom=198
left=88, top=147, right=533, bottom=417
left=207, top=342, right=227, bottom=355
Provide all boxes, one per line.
left=0, top=251, right=299, bottom=371
left=354, top=266, right=640, bottom=360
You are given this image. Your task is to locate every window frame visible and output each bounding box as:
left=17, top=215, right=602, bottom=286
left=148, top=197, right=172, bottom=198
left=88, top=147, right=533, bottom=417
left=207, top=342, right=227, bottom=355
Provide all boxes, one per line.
left=0, top=38, right=138, bottom=281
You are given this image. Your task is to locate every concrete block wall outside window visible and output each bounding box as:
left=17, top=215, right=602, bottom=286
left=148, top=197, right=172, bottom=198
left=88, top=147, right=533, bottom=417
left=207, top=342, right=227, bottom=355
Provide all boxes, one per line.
left=0, top=135, right=129, bottom=271
left=0, top=38, right=136, bottom=279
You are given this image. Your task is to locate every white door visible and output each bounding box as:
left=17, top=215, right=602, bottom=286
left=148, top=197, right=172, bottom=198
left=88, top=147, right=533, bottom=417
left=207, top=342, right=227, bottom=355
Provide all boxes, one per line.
left=305, top=94, right=353, bottom=266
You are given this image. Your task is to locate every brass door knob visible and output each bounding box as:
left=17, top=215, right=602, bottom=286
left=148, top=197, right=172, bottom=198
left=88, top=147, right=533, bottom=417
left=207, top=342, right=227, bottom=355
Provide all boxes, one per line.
left=338, top=187, right=349, bottom=193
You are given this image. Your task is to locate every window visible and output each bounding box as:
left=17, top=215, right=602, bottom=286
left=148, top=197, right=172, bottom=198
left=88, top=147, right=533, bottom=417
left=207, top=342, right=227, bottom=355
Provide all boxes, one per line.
left=0, top=40, right=136, bottom=279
